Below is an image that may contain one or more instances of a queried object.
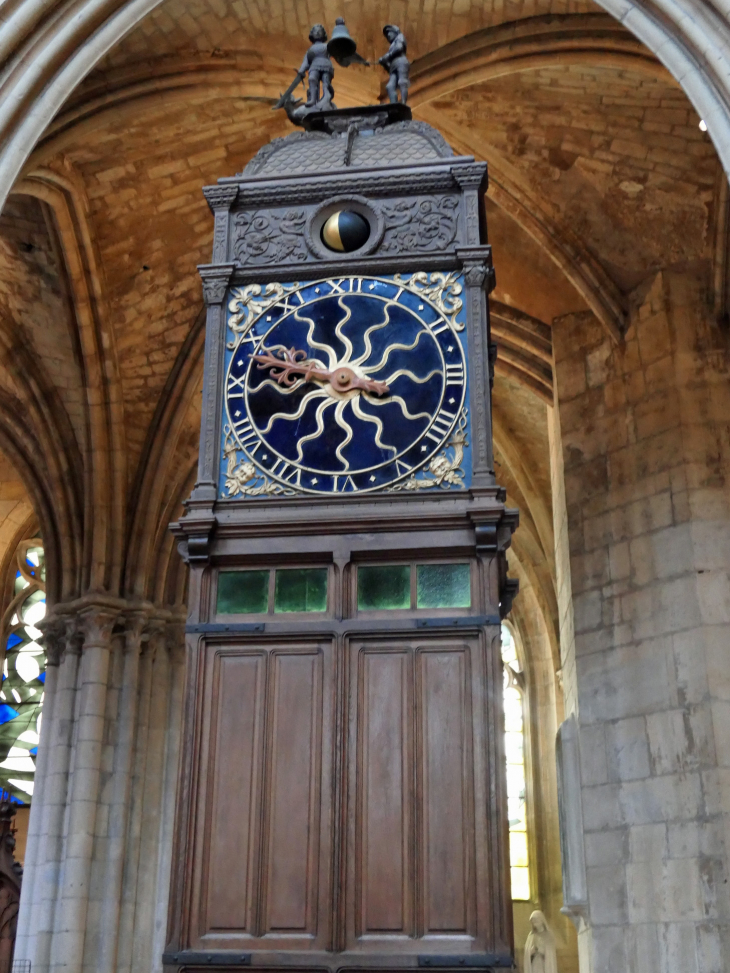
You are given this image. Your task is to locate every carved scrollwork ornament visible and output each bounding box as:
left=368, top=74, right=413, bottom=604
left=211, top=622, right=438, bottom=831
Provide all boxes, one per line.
left=380, top=195, right=459, bottom=254
left=232, top=209, right=308, bottom=265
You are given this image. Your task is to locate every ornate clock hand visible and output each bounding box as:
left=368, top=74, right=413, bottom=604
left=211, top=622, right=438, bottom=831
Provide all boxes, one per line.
left=251, top=345, right=390, bottom=396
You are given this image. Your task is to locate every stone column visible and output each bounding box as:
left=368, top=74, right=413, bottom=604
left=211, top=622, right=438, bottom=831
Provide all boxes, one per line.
left=552, top=271, right=730, bottom=973
left=27, top=620, right=82, bottom=973
left=95, top=612, right=147, bottom=973
left=130, top=622, right=170, bottom=972
left=151, top=624, right=185, bottom=971
left=51, top=606, right=117, bottom=973
left=13, top=620, right=64, bottom=963
left=116, top=620, right=160, bottom=973
left=15, top=605, right=185, bottom=973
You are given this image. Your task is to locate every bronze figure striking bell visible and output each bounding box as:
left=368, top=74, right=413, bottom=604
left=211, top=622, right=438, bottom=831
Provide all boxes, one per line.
left=327, top=17, right=357, bottom=61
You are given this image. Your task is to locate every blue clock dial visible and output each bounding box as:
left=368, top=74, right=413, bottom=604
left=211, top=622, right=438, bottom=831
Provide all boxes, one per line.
left=222, top=275, right=469, bottom=496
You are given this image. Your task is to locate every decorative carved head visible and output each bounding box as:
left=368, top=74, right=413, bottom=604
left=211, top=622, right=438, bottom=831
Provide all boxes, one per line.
left=309, top=24, right=327, bottom=43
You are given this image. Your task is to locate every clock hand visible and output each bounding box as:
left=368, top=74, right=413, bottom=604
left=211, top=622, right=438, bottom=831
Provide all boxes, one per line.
left=251, top=345, right=390, bottom=396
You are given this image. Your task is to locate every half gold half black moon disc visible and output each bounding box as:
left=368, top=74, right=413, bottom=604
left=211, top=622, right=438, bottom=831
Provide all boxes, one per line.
left=321, top=210, right=370, bottom=252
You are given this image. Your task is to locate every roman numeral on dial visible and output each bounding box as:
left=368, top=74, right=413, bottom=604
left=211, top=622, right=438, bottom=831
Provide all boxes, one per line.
left=425, top=407, right=457, bottom=444
left=445, top=364, right=465, bottom=384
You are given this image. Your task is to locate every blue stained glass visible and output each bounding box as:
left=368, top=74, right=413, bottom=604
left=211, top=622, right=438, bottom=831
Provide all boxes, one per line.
left=1, top=540, right=46, bottom=804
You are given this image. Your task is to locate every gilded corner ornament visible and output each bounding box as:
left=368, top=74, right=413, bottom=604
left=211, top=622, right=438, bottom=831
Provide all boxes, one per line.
left=227, top=282, right=300, bottom=348
left=388, top=407, right=469, bottom=492
left=223, top=427, right=298, bottom=498
left=392, top=271, right=464, bottom=330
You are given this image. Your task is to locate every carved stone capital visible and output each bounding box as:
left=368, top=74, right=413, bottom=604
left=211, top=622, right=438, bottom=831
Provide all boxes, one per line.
left=457, top=247, right=495, bottom=291
left=39, top=617, right=67, bottom=667
left=165, top=621, right=186, bottom=665
left=203, top=184, right=238, bottom=212
left=124, top=610, right=150, bottom=653
left=78, top=607, right=118, bottom=647
left=145, top=618, right=168, bottom=659
left=64, top=617, right=84, bottom=656
left=198, top=263, right=235, bottom=306
left=464, top=263, right=489, bottom=288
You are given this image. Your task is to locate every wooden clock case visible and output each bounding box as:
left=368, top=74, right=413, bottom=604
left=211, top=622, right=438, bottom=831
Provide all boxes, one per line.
left=167, top=106, right=519, bottom=973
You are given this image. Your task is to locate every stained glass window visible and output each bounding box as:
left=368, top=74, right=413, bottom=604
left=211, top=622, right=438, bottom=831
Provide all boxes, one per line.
left=217, top=568, right=329, bottom=614
left=357, top=562, right=472, bottom=611
left=0, top=539, right=45, bottom=804
left=357, top=565, right=410, bottom=610
left=502, top=622, right=530, bottom=901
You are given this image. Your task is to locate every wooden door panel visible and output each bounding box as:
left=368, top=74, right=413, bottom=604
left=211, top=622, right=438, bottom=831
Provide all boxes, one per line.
left=191, top=641, right=332, bottom=952
left=418, top=648, right=475, bottom=937
left=262, top=651, right=323, bottom=934
left=347, top=637, right=483, bottom=955
left=356, top=649, right=413, bottom=937
left=206, top=651, right=265, bottom=932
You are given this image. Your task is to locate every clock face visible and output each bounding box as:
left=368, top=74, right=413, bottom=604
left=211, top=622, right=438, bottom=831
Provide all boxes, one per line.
left=222, top=275, right=470, bottom=496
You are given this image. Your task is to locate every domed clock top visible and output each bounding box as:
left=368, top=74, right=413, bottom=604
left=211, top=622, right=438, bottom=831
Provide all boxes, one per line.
left=221, top=273, right=471, bottom=498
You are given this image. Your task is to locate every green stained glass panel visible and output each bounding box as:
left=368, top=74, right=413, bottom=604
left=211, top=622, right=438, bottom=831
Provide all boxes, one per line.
left=274, top=569, right=328, bottom=613
left=358, top=565, right=410, bottom=610
left=416, top=563, right=471, bottom=608
left=217, top=570, right=269, bottom=614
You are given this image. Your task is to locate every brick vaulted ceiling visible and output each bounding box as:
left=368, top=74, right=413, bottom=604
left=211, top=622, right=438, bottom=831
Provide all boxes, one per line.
left=0, top=0, right=724, bottom=615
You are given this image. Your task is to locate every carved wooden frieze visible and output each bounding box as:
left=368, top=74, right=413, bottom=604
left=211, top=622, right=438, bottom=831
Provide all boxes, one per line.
left=232, top=209, right=308, bottom=265
left=380, top=196, right=459, bottom=253
left=229, top=194, right=462, bottom=267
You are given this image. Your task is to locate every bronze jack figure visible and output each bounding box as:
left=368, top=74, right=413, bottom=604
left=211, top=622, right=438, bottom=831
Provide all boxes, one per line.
left=273, top=18, right=367, bottom=126
left=379, top=25, right=410, bottom=104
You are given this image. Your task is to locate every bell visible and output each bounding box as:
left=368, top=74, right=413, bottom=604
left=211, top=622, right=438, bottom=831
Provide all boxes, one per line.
left=327, top=17, right=357, bottom=61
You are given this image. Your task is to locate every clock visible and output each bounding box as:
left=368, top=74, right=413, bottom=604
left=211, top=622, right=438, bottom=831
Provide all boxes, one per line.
left=221, top=274, right=471, bottom=497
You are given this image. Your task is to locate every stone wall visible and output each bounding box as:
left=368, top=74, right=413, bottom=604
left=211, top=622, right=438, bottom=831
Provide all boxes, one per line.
left=552, top=270, right=730, bottom=972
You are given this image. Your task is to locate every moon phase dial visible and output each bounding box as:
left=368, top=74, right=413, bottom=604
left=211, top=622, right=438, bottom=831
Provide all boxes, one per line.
left=223, top=275, right=469, bottom=496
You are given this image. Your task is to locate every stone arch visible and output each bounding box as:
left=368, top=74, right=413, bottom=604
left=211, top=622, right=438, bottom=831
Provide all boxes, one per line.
left=0, top=0, right=729, bottom=211
left=408, top=13, right=672, bottom=105
left=14, top=173, right=127, bottom=596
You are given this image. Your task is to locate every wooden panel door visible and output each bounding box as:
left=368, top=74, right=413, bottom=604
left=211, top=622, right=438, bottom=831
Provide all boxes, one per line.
left=187, top=640, right=334, bottom=952
left=345, top=635, right=491, bottom=955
